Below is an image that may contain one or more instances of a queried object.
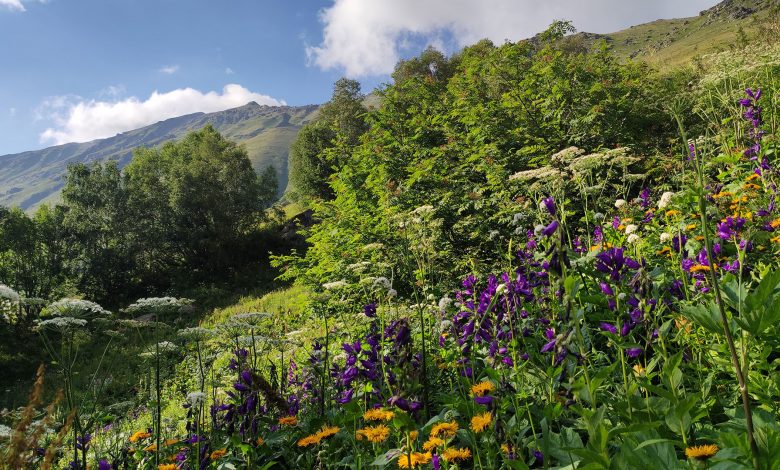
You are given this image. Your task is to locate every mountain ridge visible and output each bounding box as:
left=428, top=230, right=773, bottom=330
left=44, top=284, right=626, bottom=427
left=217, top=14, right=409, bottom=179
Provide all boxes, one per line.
left=0, top=102, right=319, bottom=210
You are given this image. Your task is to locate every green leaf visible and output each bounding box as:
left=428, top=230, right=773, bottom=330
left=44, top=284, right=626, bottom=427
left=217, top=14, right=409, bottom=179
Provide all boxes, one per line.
left=633, top=438, right=676, bottom=451
left=681, top=302, right=723, bottom=335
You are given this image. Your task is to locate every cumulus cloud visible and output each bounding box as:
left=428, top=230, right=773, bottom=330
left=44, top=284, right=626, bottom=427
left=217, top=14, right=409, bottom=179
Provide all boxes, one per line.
left=159, top=65, right=180, bottom=74
left=39, top=84, right=285, bottom=145
left=307, top=0, right=719, bottom=76
left=225, top=67, right=235, bottom=75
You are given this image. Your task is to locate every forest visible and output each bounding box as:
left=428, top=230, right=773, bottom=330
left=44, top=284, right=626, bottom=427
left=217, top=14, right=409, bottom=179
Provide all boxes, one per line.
left=2, top=18, right=780, bottom=470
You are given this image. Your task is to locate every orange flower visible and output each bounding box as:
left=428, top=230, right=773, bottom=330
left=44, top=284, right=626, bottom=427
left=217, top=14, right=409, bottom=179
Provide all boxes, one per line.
left=689, top=264, right=711, bottom=273
left=431, top=421, right=459, bottom=438
left=422, top=436, right=444, bottom=451
left=158, top=465, right=177, bottom=470
left=129, top=431, right=152, bottom=442
left=163, top=438, right=180, bottom=446
left=210, top=448, right=227, bottom=460
left=256, top=437, right=265, bottom=446
left=397, top=452, right=432, bottom=468
left=470, top=412, right=492, bottom=433
left=470, top=380, right=495, bottom=397
left=685, top=444, right=719, bottom=460
left=143, top=443, right=157, bottom=452
left=442, top=447, right=472, bottom=462
left=356, top=425, right=390, bottom=443
left=278, top=415, right=298, bottom=426
left=363, top=408, right=394, bottom=421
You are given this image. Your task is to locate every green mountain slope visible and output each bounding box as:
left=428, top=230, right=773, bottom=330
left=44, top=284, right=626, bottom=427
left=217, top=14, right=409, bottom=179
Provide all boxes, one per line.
left=0, top=102, right=319, bottom=211
left=571, top=0, right=777, bottom=67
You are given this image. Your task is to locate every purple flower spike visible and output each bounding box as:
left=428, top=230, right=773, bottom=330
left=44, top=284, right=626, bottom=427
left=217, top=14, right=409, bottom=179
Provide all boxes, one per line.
left=599, top=282, right=614, bottom=296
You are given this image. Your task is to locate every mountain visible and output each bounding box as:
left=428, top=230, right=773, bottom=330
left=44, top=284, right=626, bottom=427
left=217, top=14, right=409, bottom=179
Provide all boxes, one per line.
left=0, top=102, right=319, bottom=211
left=569, top=0, right=777, bottom=68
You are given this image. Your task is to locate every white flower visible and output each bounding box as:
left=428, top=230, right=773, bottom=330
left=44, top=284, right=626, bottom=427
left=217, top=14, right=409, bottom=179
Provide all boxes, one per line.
left=438, top=296, right=452, bottom=311
left=627, top=234, right=640, bottom=244
left=496, top=284, right=508, bottom=295
left=46, top=298, right=110, bottom=318
left=512, top=213, right=524, bottom=225
left=125, top=297, right=191, bottom=315
left=347, top=261, right=370, bottom=272
left=373, top=277, right=391, bottom=290
left=658, top=191, right=675, bottom=209
left=660, top=232, right=672, bottom=243
left=0, top=285, right=20, bottom=302
left=186, top=391, right=206, bottom=406
left=322, top=280, right=348, bottom=290
left=0, top=424, right=12, bottom=438
left=387, top=289, right=397, bottom=298
left=614, top=199, right=627, bottom=209
left=533, top=224, right=545, bottom=236
left=38, top=316, right=88, bottom=330
left=618, top=293, right=627, bottom=301
left=625, top=224, right=638, bottom=235
left=594, top=212, right=605, bottom=220
left=177, top=327, right=216, bottom=341
left=361, top=243, right=384, bottom=251
left=412, top=205, right=434, bottom=215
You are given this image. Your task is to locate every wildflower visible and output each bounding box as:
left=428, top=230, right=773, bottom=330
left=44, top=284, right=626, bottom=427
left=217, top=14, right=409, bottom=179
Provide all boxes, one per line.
left=632, top=364, right=645, bottom=377
left=685, top=223, right=697, bottom=231
left=541, top=220, right=559, bottom=237
left=423, top=436, right=444, bottom=451
left=442, top=447, right=472, bottom=462
left=158, top=465, right=176, bottom=470
left=130, top=431, right=152, bottom=442
left=685, top=444, right=719, bottom=460
left=625, top=224, right=638, bottom=235
left=163, top=438, right=180, bottom=446
left=186, top=391, right=206, bottom=406
left=665, top=210, right=680, bottom=217
left=363, top=408, right=394, bottom=421
left=470, top=412, right=492, bottom=433
left=540, top=197, right=556, bottom=216
left=210, top=448, right=227, bottom=460
left=600, top=323, right=618, bottom=334
left=431, top=421, right=458, bottom=438
left=626, top=347, right=643, bottom=358
left=470, top=381, right=495, bottom=397
left=363, top=302, right=377, bottom=318
left=658, top=192, right=674, bottom=209
left=278, top=415, right=298, bottom=426
left=297, top=434, right=320, bottom=447
left=317, top=425, right=340, bottom=439
left=627, top=234, right=640, bottom=245
left=615, top=199, right=626, bottom=208
left=397, top=452, right=432, bottom=468
left=256, top=437, right=264, bottom=445
left=409, top=431, right=419, bottom=441
left=143, top=444, right=158, bottom=452
left=356, top=425, right=390, bottom=443
left=689, top=264, right=711, bottom=273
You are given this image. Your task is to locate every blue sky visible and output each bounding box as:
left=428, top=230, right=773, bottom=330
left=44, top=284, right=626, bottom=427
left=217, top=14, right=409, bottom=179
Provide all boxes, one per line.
left=0, top=0, right=719, bottom=155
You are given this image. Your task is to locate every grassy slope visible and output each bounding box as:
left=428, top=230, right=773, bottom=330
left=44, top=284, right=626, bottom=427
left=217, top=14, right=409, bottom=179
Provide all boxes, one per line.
left=574, top=0, right=775, bottom=68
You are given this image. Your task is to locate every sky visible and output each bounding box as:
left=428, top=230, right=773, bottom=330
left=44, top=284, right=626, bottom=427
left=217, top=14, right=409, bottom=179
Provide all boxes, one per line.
left=0, top=0, right=721, bottom=155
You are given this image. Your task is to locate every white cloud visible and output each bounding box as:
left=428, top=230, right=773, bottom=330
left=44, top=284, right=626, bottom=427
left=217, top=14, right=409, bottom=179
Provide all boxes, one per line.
left=159, top=65, right=180, bottom=74
left=307, top=0, right=719, bottom=76
left=0, top=0, right=45, bottom=12
left=225, top=67, right=234, bottom=75
left=39, top=84, right=285, bottom=145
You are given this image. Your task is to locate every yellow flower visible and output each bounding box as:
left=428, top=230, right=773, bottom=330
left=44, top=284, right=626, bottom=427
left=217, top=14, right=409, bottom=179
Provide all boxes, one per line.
left=442, top=447, right=472, bottom=462
left=685, top=224, right=697, bottom=231
left=278, top=415, right=298, bottom=426
left=771, top=236, right=780, bottom=244
left=632, top=363, right=645, bottom=377
left=470, top=412, right=492, bottom=433
left=363, top=408, right=395, bottom=421
left=356, top=425, right=390, bottom=443
left=397, top=451, right=432, bottom=468
left=470, top=380, right=495, bottom=397
left=712, top=191, right=733, bottom=200
left=422, top=436, right=444, bottom=451
left=665, top=210, right=681, bottom=217
left=501, top=443, right=514, bottom=455
left=431, top=421, right=459, bottom=438
left=745, top=173, right=760, bottom=181
left=129, top=431, right=151, bottom=442
left=297, top=425, right=340, bottom=447
left=409, top=431, right=419, bottom=441
left=210, top=448, right=227, bottom=460
left=163, top=438, right=180, bottom=446
left=770, top=218, right=780, bottom=229
left=143, top=443, right=158, bottom=452
left=617, top=224, right=626, bottom=231
left=744, top=183, right=761, bottom=190
left=657, top=246, right=671, bottom=256
left=158, top=465, right=177, bottom=470
left=297, top=434, right=320, bottom=447
left=685, top=444, right=719, bottom=460
left=689, top=264, right=711, bottom=273
left=256, top=437, right=265, bottom=446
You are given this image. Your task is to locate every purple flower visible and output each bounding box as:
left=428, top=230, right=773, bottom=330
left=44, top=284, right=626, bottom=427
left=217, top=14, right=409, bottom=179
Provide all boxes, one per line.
left=626, top=347, right=643, bottom=358
left=599, top=282, right=614, bottom=296
left=475, top=395, right=494, bottom=406
left=541, top=197, right=557, bottom=216
left=98, top=460, right=111, bottom=470
left=432, top=454, right=441, bottom=470
left=600, top=322, right=618, bottom=334
left=542, top=220, right=559, bottom=237
left=532, top=450, right=544, bottom=464
left=363, top=302, right=377, bottom=318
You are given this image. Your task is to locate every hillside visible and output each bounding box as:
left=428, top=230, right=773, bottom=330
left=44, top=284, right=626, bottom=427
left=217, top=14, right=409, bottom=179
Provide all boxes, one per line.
left=571, top=0, right=777, bottom=67
left=0, top=102, right=319, bottom=210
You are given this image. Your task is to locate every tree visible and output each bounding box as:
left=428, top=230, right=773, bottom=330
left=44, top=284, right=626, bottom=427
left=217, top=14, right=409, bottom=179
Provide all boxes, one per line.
left=126, top=125, right=272, bottom=282
left=288, top=78, right=368, bottom=202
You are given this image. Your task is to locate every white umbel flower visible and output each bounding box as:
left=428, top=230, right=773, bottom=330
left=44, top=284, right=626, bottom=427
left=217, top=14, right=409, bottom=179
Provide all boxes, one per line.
left=614, top=199, right=627, bottom=209
left=0, top=285, right=20, bottom=302
left=658, top=192, right=675, bottom=209
left=625, top=224, right=639, bottom=235
left=627, top=234, right=640, bottom=244
left=660, top=232, right=672, bottom=243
